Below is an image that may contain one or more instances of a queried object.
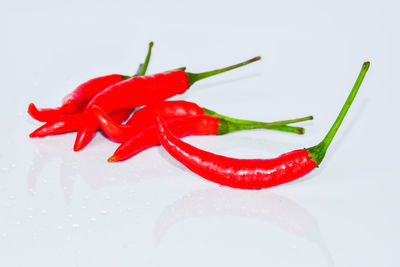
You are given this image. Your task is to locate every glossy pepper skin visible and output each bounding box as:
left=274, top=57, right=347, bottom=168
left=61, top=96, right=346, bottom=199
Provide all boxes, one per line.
left=156, top=62, right=370, bottom=189
left=73, top=56, right=261, bottom=151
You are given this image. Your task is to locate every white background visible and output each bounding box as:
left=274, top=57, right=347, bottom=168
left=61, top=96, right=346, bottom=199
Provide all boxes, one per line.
left=1, top=0, right=399, bottom=266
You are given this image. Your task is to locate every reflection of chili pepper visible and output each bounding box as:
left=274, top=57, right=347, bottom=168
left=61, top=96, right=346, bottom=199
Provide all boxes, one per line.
left=156, top=62, right=370, bottom=189
left=94, top=100, right=312, bottom=142
left=73, top=56, right=261, bottom=151
left=92, top=108, right=311, bottom=162
left=29, top=42, right=154, bottom=137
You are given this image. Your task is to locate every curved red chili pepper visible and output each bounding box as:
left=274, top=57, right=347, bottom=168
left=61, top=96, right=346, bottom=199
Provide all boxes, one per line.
left=156, top=62, right=370, bottom=189
left=28, top=42, right=154, bottom=123
left=28, top=74, right=129, bottom=122
left=28, top=42, right=154, bottom=138
left=73, top=56, right=261, bottom=151
left=61, top=42, right=154, bottom=113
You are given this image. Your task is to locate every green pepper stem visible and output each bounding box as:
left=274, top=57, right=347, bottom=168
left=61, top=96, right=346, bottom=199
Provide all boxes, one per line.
left=217, top=118, right=306, bottom=135
left=207, top=109, right=313, bottom=135
left=137, top=41, right=153, bottom=76
left=186, top=56, right=261, bottom=86
left=134, top=63, right=144, bottom=76
left=307, top=61, right=370, bottom=166
left=204, top=108, right=313, bottom=126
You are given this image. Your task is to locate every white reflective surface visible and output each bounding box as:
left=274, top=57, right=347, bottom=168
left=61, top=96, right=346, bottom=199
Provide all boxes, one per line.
left=2, top=0, right=400, bottom=266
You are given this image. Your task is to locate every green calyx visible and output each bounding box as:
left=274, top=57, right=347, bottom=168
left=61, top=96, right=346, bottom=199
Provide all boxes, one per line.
left=185, top=56, right=261, bottom=86
left=203, top=108, right=313, bottom=135
left=307, top=61, right=370, bottom=167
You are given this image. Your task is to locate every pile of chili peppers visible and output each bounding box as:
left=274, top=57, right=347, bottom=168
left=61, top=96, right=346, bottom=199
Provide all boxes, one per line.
left=28, top=42, right=370, bottom=190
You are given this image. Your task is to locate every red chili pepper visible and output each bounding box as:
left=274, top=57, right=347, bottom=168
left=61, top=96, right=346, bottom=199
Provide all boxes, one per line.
left=93, top=100, right=310, bottom=139
left=74, top=56, right=262, bottom=151
left=29, top=42, right=154, bottom=137
left=90, top=104, right=312, bottom=161
left=28, top=74, right=131, bottom=122
left=155, top=62, right=370, bottom=189
left=95, top=100, right=310, bottom=143
left=28, top=42, right=154, bottom=122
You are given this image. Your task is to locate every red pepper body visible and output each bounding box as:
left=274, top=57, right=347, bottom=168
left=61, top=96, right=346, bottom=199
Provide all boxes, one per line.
left=156, top=117, right=316, bottom=189
left=61, top=74, right=125, bottom=113
left=110, top=115, right=219, bottom=162
left=87, top=71, right=189, bottom=114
